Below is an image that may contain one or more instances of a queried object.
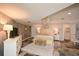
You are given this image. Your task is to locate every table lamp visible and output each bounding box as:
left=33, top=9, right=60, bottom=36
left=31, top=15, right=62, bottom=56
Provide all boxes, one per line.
left=3, top=24, right=13, bottom=39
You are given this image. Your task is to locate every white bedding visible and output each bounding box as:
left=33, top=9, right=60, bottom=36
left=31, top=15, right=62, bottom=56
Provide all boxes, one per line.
left=21, top=43, right=53, bottom=56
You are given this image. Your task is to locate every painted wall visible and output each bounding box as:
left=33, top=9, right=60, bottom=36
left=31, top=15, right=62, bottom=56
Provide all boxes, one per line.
left=32, top=23, right=64, bottom=41
left=0, top=21, right=31, bottom=42
left=32, top=23, right=76, bottom=41
left=0, top=12, right=31, bottom=46
left=11, top=21, right=31, bottom=39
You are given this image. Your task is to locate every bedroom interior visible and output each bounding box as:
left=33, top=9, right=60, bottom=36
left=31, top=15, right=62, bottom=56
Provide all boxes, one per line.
left=0, top=3, right=79, bottom=56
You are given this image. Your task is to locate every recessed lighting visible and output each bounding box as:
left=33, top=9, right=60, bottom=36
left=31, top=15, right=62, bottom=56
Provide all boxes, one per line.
left=67, top=12, right=72, bottom=15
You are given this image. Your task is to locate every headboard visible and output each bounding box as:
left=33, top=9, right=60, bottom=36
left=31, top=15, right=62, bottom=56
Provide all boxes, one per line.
left=33, top=35, right=54, bottom=46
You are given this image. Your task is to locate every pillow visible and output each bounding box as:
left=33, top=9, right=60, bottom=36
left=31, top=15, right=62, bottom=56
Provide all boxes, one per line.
left=46, top=39, right=53, bottom=45
left=33, top=35, right=53, bottom=46
left=34, top=39, right=46, bottom=46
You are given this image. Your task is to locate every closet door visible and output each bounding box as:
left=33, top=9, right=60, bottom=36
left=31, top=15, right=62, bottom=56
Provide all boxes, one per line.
left=64, top=27, right=71, bottom=41
left=71, top=24, right=76, bottom=42
left=76, top=23, right=79, bottom=40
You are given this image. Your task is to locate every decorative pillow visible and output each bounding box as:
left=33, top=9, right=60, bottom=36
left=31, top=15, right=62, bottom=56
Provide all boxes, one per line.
left=34, top=39, right=46, bottom=46
left=46, top=39, right=53, bottom=45
left=33, top=35, right=53, bottom=46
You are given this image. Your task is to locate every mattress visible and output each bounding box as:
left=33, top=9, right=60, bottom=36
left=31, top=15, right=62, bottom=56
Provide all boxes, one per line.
left=21, top=43, right=53, bottom=56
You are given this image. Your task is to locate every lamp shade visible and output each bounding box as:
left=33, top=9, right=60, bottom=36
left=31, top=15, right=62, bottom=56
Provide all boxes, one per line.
left=3, top=24, right=13, bottom=31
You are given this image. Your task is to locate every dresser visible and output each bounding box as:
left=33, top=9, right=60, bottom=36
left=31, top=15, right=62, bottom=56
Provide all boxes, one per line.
left=4, top=35, right=22, bottom=56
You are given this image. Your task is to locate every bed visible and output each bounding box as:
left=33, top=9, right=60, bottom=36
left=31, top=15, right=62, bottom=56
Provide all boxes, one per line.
left=21, top=35, right=54, bottom=56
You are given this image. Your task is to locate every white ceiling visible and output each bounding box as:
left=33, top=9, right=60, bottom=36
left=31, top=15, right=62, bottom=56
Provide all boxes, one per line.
left=49, top=4, right=79, bottom=24
left=0, top=3, right=73, bottom=25
left=17, top=3, right=73, bottom=23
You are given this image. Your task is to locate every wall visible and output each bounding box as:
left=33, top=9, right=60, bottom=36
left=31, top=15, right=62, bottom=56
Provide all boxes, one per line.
left=0, top=12, right=31, bottom=56
left=32, top=23, right=76, bottom=41
left=0, top=24, right=6, bottom=46
left=31, top=25, right=37, bottom=37
left=0, top=21, right=31, bottom=41
left=32, top=23, right=64, bottom=41
left=11, top=21, right=31, bottom=39
left=0, top=12, right=31, bottom=46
